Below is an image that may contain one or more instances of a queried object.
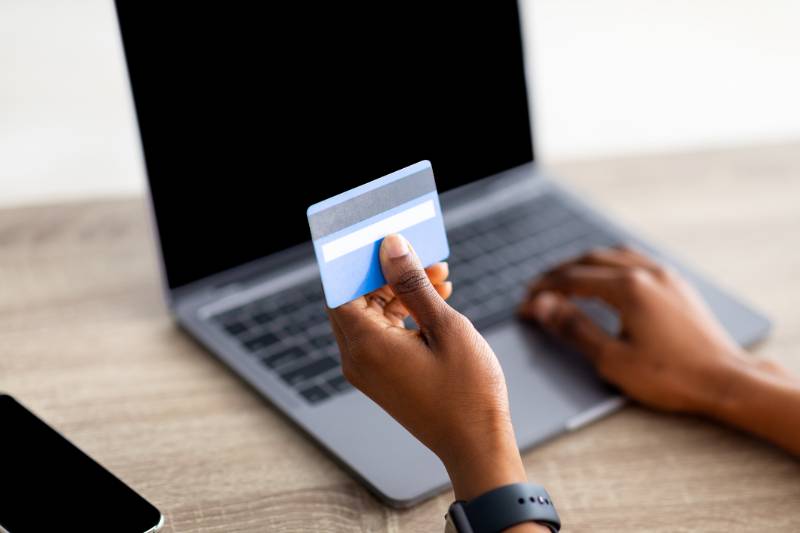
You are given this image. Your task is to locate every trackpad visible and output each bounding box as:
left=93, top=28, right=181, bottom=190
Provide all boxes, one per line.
left=484, top=320, right=617, bottom=447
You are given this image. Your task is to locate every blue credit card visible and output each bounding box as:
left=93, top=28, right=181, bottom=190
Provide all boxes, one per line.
left=307, top=160, right=450, bottom=308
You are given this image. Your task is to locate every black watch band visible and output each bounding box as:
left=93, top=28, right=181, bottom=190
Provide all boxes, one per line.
left=447, top=483, right=561, bottom=533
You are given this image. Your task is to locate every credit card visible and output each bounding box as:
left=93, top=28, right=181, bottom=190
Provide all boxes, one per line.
left=307, top=160, right=450, bottom=308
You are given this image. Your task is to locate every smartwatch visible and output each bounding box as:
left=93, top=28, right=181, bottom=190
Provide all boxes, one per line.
left=445, top=483, right=561, bottom=533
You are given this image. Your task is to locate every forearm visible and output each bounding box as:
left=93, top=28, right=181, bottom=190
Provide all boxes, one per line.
left=707, top=359, right=800, bottom=455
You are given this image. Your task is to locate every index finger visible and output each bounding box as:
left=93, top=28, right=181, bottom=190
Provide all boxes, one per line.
left=529, top=265, right=634, bottom=310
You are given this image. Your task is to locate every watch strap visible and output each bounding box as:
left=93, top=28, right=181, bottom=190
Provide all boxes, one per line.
left=447, top=483, right=560, bottom=533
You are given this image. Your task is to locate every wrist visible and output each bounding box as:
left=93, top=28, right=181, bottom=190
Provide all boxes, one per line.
left=702, top=355, right=800, bottom=455
left=442, top=421, right=528, bottom=501
left=698, top=352, right=766, bottom=423
left=689, top=346, right=752, bottom=417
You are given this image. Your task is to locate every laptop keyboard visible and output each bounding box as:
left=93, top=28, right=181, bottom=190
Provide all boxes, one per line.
left=445, top=195, right=620, bottom=329
left=211, top=193, right=620, bottom=405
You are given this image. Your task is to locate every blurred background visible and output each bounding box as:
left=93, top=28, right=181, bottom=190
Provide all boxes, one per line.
left=2, top=0, right=799, bottom=208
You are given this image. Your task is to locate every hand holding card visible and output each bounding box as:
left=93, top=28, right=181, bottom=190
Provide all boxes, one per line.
left=307, top=161, right=450, bottom=308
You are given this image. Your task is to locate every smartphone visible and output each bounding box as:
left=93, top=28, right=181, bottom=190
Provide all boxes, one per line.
left=0, top=394, right=163, bottom=533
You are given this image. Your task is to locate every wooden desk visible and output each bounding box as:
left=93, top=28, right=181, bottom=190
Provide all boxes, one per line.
left=1, top=143, right=799, bottom=532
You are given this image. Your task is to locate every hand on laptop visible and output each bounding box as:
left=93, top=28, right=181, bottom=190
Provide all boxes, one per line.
left=520, top=246, right=800, bottom=455
left=326, top=234, right=530, bottom=503
left=520, top=246, right=745, bottom=414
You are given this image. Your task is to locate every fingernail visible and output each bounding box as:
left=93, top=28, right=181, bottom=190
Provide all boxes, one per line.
left=383, top=233, right=409, bottom=258
left=531, top=291, right=558, bottom=320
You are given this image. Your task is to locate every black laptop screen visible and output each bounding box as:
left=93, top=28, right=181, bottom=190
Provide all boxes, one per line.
left=115, top=2, right=534, bottom=289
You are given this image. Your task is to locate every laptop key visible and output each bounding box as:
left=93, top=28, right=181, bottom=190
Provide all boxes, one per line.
left=278, top=302, right=299, bottom=316
left=262, top=346, right=307, bottom=369
left=284, top=322, right=303, bottom=336
left=301, top=316, right=319, bottom=328
left=243, top=331, right=280, bottom=352
left=310, top=335, right=333, bottom=349
left=298, top=384, right=329, bottom=404
left=327, top=374, right=352, bottom=392
left=252, top=312, right=273, bottom=325
left=223, top=321, right=248, bottom=336
left=279, top=356, right=339, bottom=386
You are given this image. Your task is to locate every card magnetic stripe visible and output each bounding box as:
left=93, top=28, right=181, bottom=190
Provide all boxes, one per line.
left=307, top=160, right=435, bottom=240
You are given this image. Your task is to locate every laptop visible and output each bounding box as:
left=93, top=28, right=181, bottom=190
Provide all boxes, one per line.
left=114, top=1, right=771, bottom=507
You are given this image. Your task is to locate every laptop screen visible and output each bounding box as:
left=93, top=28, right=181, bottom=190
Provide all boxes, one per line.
left=115, top=2, right=534, bottom=290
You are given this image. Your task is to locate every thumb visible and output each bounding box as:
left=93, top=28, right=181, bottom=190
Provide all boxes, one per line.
left=380, top=233, right=452, bottom=334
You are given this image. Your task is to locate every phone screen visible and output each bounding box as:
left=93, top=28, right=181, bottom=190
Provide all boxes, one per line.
left=0, top=395, right=162, bottom=533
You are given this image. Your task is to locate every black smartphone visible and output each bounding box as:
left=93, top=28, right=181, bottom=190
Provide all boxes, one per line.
left=0, top=394, right=163, bottom=533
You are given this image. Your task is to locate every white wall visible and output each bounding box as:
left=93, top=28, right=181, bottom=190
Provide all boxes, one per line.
left=2, top=1, right=799, bottom=207
left=0, top=1, right=144, bottom=207
left=522, top=0, right=800, bottom=159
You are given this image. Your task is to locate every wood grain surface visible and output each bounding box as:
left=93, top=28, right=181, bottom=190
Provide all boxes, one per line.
left=1, top=143, right=799, bottom=532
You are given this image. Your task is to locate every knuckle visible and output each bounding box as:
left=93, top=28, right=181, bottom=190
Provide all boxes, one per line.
left=584, top=249, right=605, bottom=263
left=394, top=268, right=430, bottom=296
left=620, top=268, right=652, bottom=293
left=650, top=264, right=673, bottom=282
